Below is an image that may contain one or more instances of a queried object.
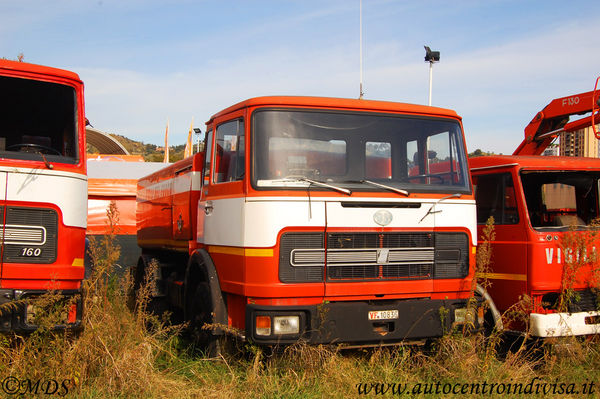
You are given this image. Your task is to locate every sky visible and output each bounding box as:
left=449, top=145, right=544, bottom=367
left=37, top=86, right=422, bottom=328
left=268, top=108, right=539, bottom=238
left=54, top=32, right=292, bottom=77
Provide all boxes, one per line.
left=1, top=0, right=599, bottom=154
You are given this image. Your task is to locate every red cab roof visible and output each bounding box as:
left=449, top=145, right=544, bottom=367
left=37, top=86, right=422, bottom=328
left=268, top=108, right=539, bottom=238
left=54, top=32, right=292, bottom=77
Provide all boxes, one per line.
left=0, top=59, right=82, bottom=83
left=470, top=154, right=600, bottom=172
left=208, top=96, right=461, bottom=123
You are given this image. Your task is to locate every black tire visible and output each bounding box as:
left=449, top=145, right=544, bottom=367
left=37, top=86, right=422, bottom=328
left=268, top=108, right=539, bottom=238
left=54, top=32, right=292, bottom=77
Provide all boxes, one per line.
left=185, top=279, right=227, bottom=357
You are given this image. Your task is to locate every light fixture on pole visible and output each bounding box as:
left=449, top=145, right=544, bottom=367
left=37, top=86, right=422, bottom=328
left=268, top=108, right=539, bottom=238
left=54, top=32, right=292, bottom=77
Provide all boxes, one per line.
left=424, top=46, right=440, bottom=106
left=193, top=127, right=202, bottom=153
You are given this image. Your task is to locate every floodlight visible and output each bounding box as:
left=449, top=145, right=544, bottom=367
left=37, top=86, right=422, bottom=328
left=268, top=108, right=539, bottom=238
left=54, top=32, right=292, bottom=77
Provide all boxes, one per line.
left=424, top=46, right=440, bottom=63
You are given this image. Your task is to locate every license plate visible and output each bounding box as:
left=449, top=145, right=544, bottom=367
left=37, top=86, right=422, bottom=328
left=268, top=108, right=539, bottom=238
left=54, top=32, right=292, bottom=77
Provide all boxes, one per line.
left=368, top=309, right=399, bottom=320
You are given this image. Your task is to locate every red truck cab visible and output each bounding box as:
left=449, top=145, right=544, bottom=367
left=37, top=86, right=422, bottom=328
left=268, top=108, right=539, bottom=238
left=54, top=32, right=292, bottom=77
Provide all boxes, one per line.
left=470, top=155, right=600, bottom=337
left=0, top=60, right=86, bottom=331
left=137, top=96, right=480, bottom=348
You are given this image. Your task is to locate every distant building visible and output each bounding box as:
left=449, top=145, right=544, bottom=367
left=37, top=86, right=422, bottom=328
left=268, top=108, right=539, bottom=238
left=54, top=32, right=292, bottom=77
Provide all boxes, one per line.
left=86, top=127, right=129, bottom=155
left=559, top=125, right=600, bottom=157
left=542, top=143, right=559, bottom=156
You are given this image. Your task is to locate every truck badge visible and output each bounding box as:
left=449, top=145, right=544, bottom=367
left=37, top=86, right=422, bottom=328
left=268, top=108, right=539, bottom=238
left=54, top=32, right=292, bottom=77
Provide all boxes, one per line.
left=373, top=210, right=392, bottom=226
left=377, top=249, right=390, bottom=264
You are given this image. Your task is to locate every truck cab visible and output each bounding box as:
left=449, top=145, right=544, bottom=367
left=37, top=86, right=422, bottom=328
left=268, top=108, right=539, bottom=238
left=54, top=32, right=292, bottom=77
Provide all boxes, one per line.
left=0, top=59, right=86, bottom=331
left=137, top=96, right=479, bottom=347
left=470, top=155, right=600, bottom=337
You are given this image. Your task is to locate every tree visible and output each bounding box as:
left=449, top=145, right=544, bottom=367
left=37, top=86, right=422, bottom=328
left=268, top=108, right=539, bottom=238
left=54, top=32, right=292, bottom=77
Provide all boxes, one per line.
left=469, top=149, right=497, bottom=158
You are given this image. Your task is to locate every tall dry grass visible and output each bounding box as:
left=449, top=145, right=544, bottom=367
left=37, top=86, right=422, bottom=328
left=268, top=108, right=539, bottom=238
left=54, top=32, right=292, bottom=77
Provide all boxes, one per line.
left=0, top=204, right=598, bottom=398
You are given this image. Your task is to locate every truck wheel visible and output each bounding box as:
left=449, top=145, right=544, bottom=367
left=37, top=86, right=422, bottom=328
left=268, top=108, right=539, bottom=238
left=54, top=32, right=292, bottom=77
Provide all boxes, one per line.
left=185, top=281, right=226, bottom=357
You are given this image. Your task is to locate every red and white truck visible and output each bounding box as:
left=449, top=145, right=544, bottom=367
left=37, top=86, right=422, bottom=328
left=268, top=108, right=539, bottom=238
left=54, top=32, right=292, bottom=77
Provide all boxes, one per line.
left=0, top=59, right=86, bottom=331
left=470, top=85, right=600, bottom=337
left=136, top=96, right=479, bottom=349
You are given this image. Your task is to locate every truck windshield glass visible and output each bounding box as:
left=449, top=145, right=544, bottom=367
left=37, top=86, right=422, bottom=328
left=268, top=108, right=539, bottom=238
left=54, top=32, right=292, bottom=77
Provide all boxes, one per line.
left=0, top=75, right=78, bottom=164
left=521, top=171, right=600, bottom=231
left=252, top=109, right=470, bottom=193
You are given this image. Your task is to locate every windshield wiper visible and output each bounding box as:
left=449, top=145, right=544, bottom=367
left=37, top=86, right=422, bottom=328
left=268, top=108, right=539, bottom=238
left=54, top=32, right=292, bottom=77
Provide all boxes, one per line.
left=262, top=177, right=352, bottom=195
left=299, top=177, right=352, bottom=195
left=419, top=193, right=462, bottom=223
left=37, top=151, right=53, bottom=169
left=360, top=180, right=409, bottom=196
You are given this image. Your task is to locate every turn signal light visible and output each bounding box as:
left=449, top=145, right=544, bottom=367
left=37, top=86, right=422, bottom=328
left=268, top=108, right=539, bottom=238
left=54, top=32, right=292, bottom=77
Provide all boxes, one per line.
left=255, top=315, right=271, bottom=336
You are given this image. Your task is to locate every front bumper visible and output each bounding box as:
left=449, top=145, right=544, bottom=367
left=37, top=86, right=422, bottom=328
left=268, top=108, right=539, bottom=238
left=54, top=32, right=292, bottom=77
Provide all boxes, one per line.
left=530, top=311, right=600, bottom=337
left=246, top=297, right=478, bottom=346
left=0, top=289, right=83, bottom=332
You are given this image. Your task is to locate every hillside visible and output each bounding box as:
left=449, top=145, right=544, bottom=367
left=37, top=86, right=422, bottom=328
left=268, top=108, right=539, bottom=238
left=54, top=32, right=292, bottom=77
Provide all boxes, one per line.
left=88, top=134, right=188, bottom=162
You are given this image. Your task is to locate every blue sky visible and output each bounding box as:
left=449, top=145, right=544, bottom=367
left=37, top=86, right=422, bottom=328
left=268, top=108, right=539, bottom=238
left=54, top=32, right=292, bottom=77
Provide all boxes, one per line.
left=2, top=0, right=599, bottom=154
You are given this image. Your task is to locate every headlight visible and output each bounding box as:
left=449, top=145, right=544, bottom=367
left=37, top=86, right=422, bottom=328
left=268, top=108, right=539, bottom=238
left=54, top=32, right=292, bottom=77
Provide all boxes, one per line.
left=273, top=316, right=300, bottom=334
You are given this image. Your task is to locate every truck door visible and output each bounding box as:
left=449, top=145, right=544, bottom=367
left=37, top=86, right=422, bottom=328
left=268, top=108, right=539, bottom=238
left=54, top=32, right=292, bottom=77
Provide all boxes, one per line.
left=198, top=118, right=245, bottom=246
left=473, top=171, right=527, bottom=313
left=198, top=118, right=246, bottom=296
left=196, top=128, right=212, bottom=244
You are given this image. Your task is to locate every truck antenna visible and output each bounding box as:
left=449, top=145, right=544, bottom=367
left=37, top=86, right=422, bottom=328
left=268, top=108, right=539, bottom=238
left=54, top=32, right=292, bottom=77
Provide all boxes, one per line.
left=359, top=0, right=364, bottom=99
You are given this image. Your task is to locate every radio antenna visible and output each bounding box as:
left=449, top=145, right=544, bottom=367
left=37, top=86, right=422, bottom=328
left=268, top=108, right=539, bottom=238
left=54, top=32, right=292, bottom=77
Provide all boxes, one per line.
left=359, top=0, right=364, bottom=99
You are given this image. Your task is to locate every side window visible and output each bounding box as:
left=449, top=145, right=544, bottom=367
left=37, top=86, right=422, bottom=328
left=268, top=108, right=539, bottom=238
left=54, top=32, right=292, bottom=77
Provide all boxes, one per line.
left=213, top=119, right=245, bottom=183
left=203, top=129, right=213, bottom=185
left=474, top=173, right=519, bottom=224
left=450, top=133, right=464, bottom=185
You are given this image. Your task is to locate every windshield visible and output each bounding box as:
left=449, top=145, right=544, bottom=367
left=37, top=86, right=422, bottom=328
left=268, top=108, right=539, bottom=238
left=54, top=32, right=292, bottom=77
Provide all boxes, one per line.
left=521, top=171, right=600, bottom=231
left=0, top=75, right=79, bottom=164
left=252, top=109, right=470, bottom=193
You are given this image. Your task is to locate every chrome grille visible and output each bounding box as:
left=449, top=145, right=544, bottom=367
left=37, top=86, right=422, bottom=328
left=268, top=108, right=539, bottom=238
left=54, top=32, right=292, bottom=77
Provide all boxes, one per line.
left=279, top=232, right=469, bottom=283
left=291, top=248, right=434, bottom=266
left=326, top=233, right=435, bottom=281
left=0, top=225, right=46, bottom=245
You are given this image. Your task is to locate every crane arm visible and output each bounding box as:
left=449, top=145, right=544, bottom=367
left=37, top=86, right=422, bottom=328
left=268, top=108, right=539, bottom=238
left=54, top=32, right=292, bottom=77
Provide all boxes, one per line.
left=513, top=84, right=600, bottom=156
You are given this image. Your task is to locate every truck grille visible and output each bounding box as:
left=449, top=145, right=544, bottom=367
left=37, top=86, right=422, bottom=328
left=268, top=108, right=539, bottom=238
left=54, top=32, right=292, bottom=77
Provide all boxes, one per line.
left=0, top=207, right=58, bottom=264
left=279, top=233, right=324, bottom=283
left=568, top=289, right=599, bottom=312
left=279, top=232, right=469, bottom=283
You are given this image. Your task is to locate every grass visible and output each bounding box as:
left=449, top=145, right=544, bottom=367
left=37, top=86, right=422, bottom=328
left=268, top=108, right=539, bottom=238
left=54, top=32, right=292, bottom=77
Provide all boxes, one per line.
left=0, top=279, right=598, bottom=397
left=0, top=208, right=599, bottom=397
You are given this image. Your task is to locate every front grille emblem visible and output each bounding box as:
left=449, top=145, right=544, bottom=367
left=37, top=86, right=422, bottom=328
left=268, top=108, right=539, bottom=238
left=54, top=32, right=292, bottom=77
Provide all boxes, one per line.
left=377, top=249, right=390, bottom=264
left=373, top=210, right=393, bottom=226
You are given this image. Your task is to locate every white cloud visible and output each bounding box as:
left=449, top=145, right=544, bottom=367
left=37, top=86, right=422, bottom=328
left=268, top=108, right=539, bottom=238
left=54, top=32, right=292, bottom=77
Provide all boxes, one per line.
left=74, top=6, right=599, bottom=156
left=80, top=43, right=361, bottom=144
left=356, top=17, right=600, bottom=154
